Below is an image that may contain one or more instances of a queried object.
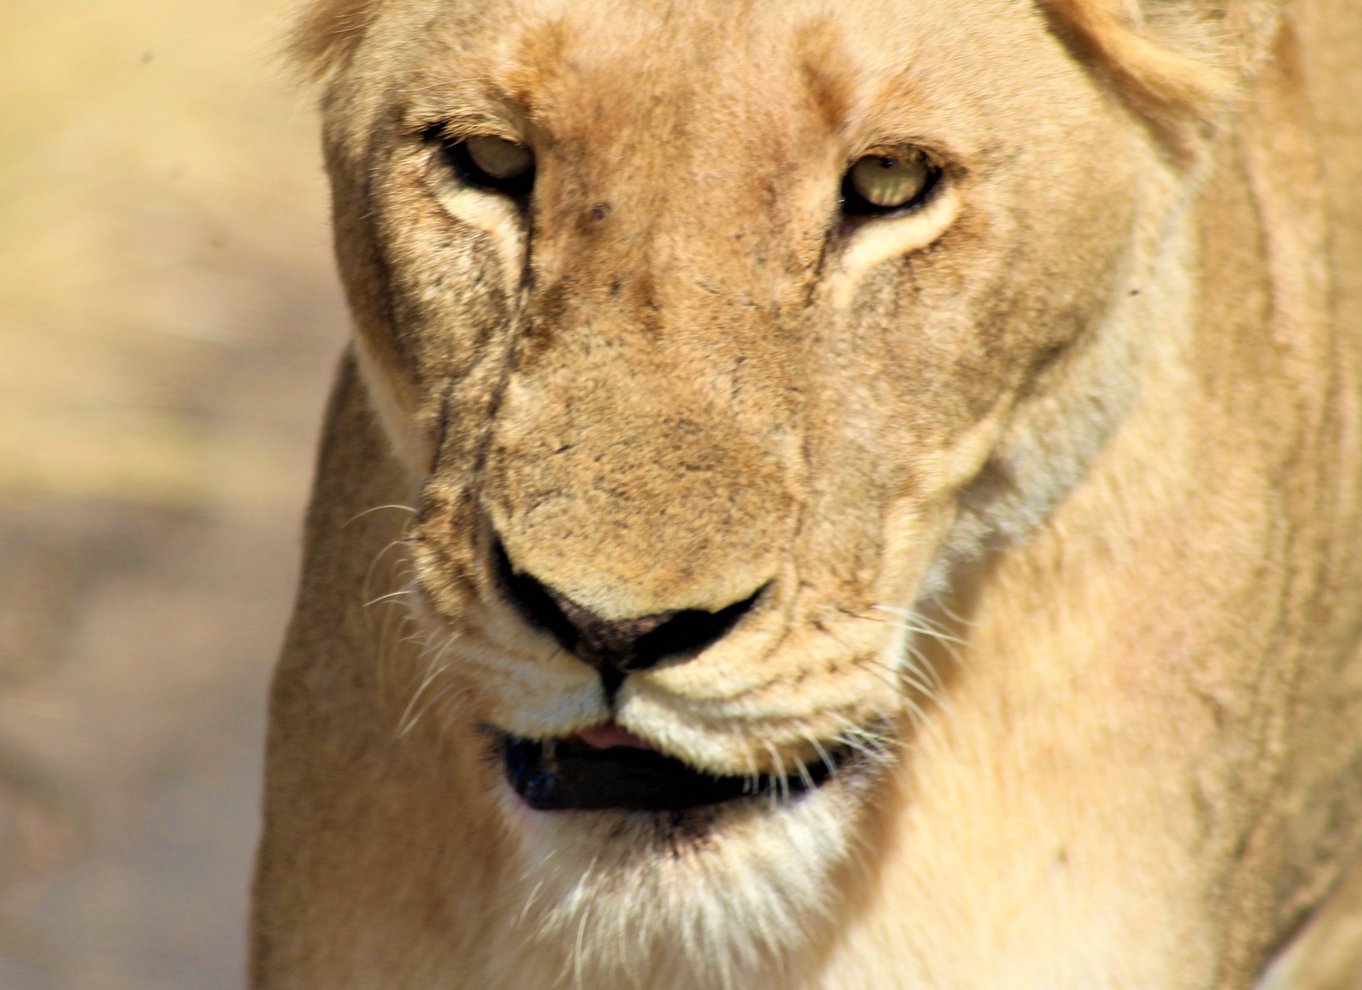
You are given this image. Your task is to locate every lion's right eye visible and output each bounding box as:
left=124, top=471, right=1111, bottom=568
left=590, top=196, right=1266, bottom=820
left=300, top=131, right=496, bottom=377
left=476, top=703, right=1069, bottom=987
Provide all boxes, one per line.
left=441, top=135, right=536, bottom=198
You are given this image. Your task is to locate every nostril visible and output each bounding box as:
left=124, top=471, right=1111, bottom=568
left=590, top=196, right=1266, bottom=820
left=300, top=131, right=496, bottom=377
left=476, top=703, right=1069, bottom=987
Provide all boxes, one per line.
left=492, top=538, right=582, bottom=655
left=627, top=589, right=764, bottom=671
left=490, top=537, right=766, bottom=673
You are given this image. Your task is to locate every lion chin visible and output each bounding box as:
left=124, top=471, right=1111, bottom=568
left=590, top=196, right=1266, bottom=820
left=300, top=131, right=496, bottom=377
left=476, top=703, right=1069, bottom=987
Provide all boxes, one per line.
left=482, top=726, right=886, bottom=989
left=250, top=0, right=1362, bottom=987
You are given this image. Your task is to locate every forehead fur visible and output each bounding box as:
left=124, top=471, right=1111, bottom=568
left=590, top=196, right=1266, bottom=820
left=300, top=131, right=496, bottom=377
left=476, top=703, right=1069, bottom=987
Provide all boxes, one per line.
left=288, top=0, right=1280, bottom=164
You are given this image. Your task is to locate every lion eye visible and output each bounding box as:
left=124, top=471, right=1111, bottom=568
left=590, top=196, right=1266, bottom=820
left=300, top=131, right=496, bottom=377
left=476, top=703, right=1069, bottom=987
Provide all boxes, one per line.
left=444, top=135, right=536, bottom=197
left=842, top=149, right=939, bottom=216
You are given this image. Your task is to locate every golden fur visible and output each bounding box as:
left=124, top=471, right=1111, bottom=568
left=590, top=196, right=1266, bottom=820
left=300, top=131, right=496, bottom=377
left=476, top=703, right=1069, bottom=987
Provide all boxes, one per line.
left=252, top=0, right=1362, bottom=986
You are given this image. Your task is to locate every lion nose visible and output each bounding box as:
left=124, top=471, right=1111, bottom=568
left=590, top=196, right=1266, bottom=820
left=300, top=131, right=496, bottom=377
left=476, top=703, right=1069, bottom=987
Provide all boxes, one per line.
left=492, top=539, right=763, bottom=676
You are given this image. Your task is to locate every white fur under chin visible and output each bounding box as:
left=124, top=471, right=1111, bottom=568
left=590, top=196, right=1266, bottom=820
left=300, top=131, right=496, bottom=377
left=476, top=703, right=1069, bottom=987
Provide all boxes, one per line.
left=481, top=776, right=869, bottom=990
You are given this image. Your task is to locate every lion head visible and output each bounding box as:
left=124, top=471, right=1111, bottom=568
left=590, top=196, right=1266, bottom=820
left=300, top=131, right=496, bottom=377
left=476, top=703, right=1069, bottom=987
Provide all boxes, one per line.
left=271, top=0, right=1300, bottom=984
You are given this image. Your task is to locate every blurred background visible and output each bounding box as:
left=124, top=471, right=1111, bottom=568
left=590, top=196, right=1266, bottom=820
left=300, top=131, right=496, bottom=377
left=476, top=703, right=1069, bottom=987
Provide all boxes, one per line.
left=0, top=1, right=345, bottom=987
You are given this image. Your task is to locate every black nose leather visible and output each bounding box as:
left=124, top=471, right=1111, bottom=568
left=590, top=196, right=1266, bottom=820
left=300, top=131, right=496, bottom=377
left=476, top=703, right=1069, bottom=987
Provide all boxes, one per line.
left=492, top=539, right=762, bottom=675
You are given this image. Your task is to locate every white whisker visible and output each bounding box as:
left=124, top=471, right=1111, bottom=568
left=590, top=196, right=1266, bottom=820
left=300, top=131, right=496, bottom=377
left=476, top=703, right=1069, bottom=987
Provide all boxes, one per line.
left=343, top=503, right=417, bottom=528
left=364, top=587, right=414, bottom=609
left=395, top=634, right=459, bottom=737
left=872, top=604, right=970, bottom=648
left=809, top=736, right=838, bottom=782
left=793, top=737, right=817, bottom=791
left=361, top=536, right=414, bottom=612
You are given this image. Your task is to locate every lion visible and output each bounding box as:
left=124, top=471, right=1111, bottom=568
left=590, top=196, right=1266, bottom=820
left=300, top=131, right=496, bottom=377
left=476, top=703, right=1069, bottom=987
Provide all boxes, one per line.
left=250, top=0, right=1362, bottom=986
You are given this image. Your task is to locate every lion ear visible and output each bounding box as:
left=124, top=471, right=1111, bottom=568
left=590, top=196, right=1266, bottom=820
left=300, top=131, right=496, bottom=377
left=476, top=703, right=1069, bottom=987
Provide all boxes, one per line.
left=1042, top=0, right=1283, bottom=151
left=288, top=0, right=379, bottom=82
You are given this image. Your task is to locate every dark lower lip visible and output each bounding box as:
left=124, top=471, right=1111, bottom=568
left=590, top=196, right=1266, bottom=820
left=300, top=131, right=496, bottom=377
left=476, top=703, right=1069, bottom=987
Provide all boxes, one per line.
left=501, top=733, right=850, bottom=813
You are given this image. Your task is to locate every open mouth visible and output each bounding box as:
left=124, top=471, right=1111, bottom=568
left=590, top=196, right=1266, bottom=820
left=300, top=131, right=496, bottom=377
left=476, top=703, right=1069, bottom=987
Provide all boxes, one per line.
left=501, top=727, right=853, bottom=813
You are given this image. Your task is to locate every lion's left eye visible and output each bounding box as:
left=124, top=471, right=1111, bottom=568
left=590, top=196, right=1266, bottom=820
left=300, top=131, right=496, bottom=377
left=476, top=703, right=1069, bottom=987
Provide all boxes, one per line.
left=841, top=149, right=940, bottom=216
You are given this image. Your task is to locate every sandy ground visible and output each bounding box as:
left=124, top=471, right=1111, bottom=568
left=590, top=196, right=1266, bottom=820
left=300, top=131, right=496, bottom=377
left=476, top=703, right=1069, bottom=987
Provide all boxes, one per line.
left=0, top=2, right=344, bottom=987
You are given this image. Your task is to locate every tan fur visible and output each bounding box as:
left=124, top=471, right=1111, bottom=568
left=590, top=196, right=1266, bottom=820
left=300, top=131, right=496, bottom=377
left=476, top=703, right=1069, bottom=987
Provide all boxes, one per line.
left=252, top=0, right=1362, bottom=986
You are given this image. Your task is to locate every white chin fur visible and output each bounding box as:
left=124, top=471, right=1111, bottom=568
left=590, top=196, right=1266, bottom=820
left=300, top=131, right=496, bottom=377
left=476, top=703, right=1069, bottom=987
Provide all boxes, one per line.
left=484, top=773, right=868, bottom=990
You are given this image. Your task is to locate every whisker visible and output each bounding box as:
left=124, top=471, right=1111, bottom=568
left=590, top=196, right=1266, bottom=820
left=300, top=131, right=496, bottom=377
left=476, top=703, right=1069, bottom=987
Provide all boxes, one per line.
left=871, top=605, right=969, bottom=647
left=762, top=741, right=788, bottom=809
left=904, top=639, right=947, bottom=694
left=344, top=503, right=418, bottom=528
left=862, top=648, right=934, bottom=699
left=396, top=635, right=459, bottom=737
left=424, top=678, right=469, bottom=730
left=516, top=878, right=547, bottom=928
left=793, top=736, right=818, bottom=791
left=361, top=538, right=414, bottom=617
left=374, top=587, right=415, bottom=695
left=829, top=712, right=900, bottom=762
left=809, top=736, right=838, bottom=782
left=925, top=594, right=978, bottom=631
left=853, top=654, right=910, bottom=699
left=364, top=587, right=414, bottom=610
left=569, top=853, right=605, bottom=990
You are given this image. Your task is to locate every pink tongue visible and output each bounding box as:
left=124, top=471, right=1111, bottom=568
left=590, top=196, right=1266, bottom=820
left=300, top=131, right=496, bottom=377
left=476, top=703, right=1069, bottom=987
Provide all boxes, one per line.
left=577, top=722, right=651, bottom=750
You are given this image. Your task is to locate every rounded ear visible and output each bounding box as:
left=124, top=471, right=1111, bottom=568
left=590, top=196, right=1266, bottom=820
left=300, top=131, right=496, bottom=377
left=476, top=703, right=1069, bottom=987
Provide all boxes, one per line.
left=1041, top=0, right=1284, bottom=155
left=288, top=0, right=379, bottom=82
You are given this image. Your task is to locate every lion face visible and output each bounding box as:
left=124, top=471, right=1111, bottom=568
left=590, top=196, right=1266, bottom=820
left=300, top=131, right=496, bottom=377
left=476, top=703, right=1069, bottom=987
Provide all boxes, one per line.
left=308, top=0, right=1189, bottom=964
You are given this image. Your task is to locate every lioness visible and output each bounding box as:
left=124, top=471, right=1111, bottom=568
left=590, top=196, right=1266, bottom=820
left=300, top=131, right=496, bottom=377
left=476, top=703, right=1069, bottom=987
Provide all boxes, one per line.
left=251, top=0, right=1362, bottom=986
